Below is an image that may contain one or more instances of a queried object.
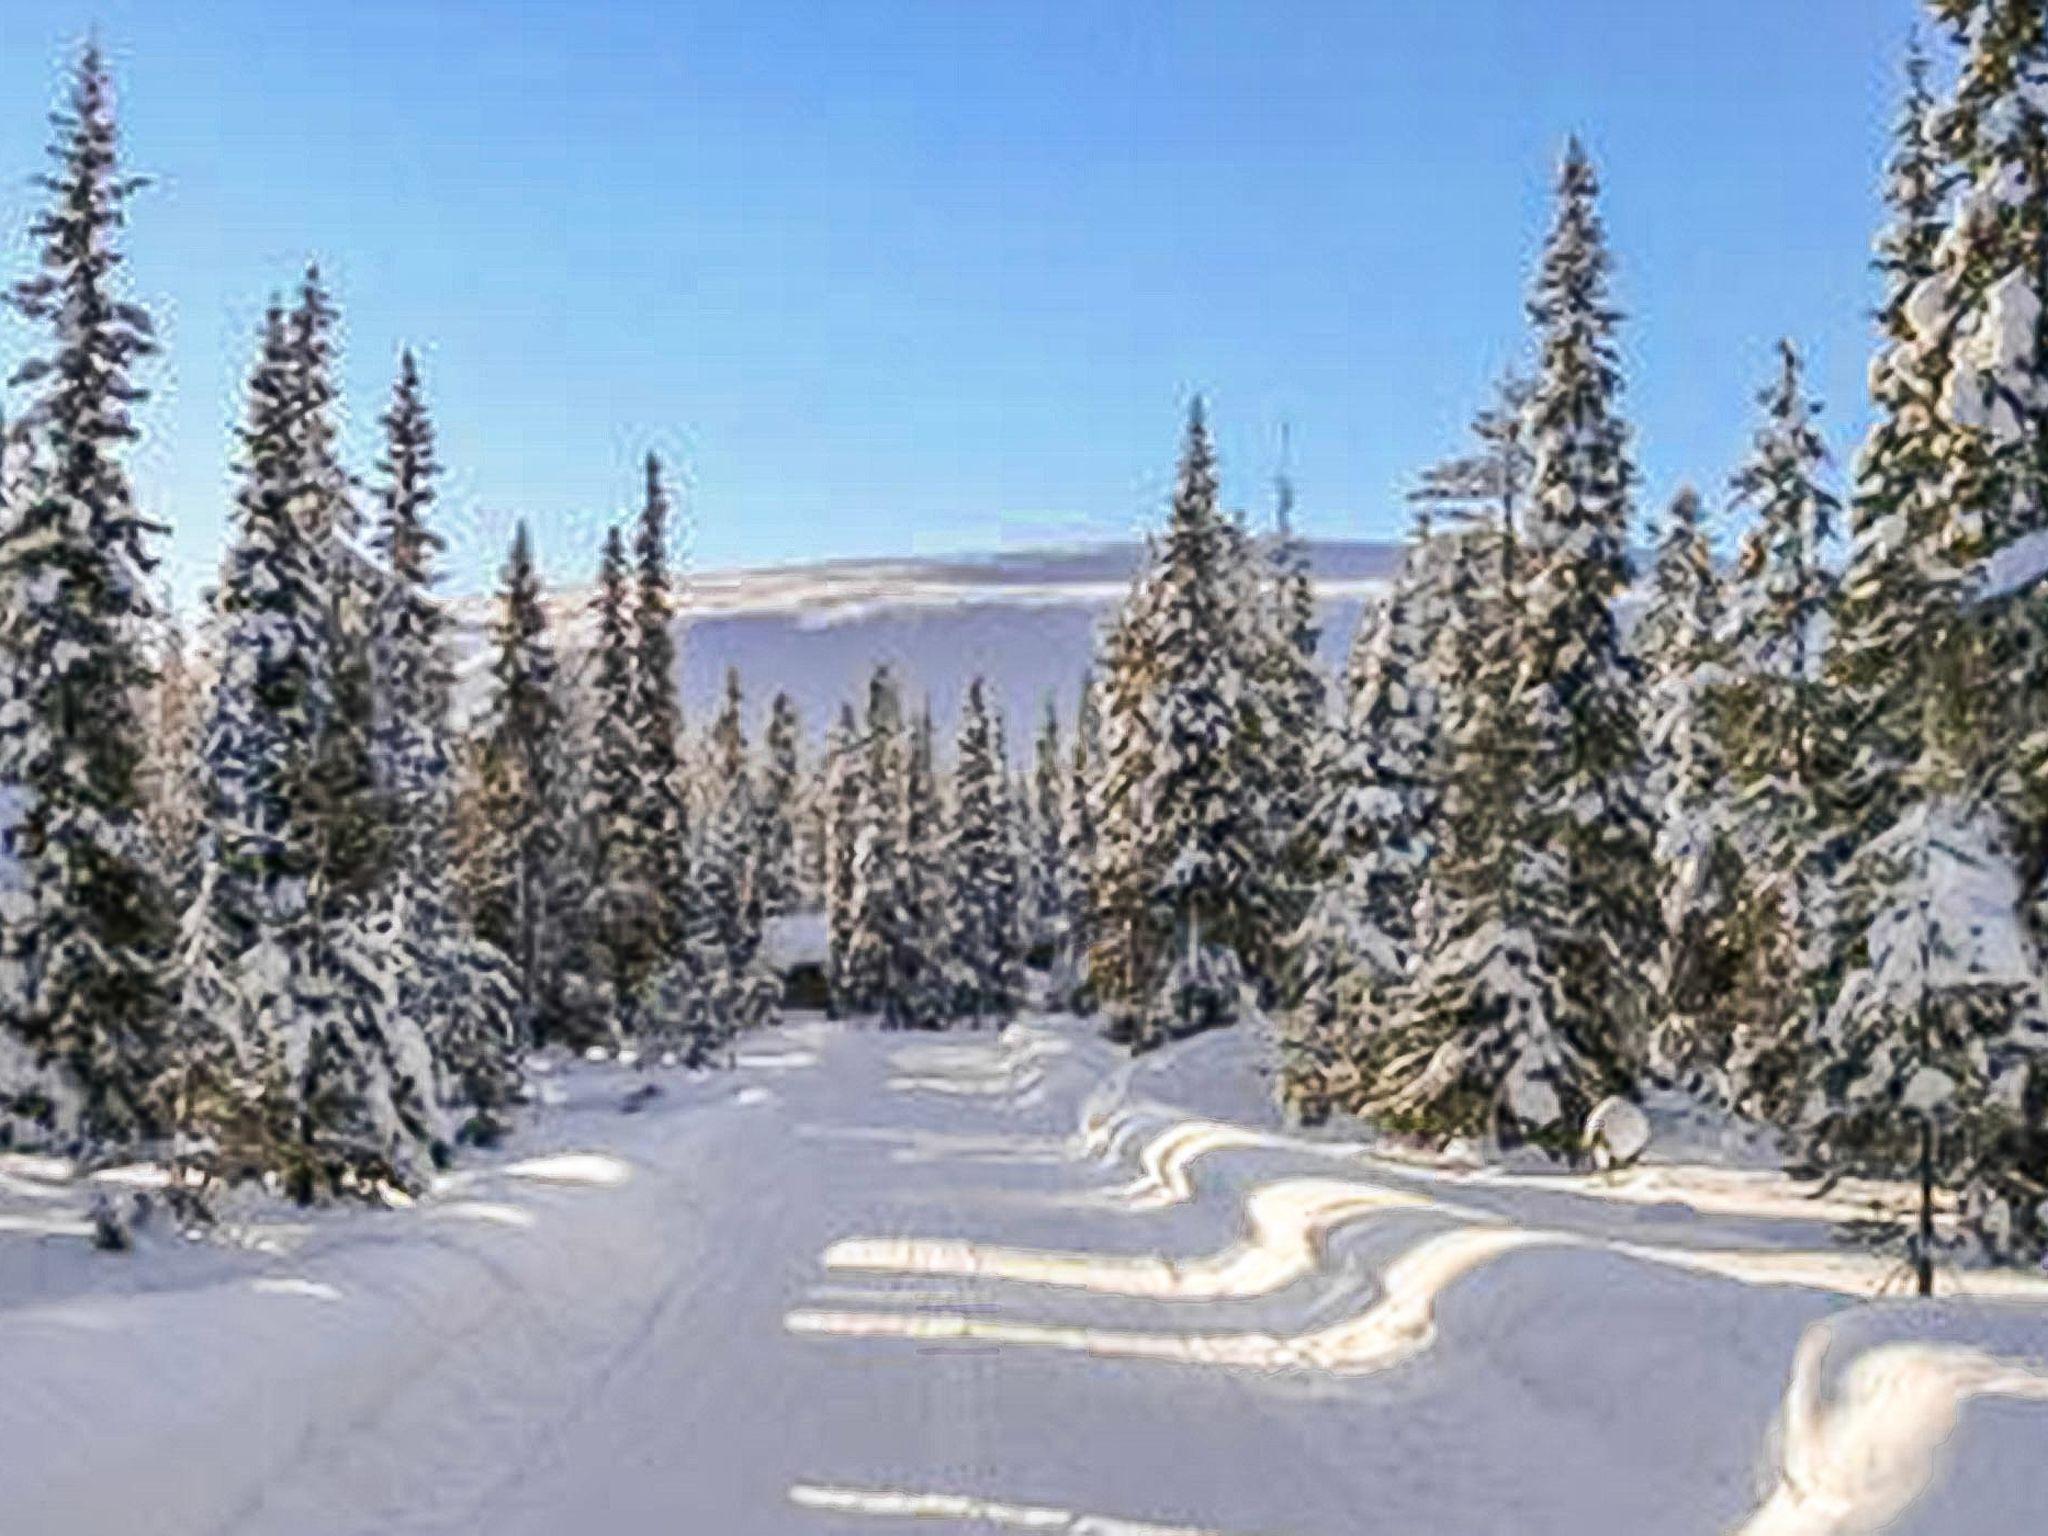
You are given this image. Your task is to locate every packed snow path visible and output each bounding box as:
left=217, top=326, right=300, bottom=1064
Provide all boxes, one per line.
left=2, top=1017, right=2045, bottom=1536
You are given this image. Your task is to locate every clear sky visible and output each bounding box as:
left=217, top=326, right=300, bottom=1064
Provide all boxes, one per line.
left=2, top=0, right=1924, bottom=597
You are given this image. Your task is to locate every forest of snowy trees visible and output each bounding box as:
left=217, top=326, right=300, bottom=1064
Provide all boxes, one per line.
left=1, top=1, right=2046, bottom=1271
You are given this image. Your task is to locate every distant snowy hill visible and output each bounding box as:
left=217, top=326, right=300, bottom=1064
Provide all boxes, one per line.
left=453, top=539, right=1401, bottom=750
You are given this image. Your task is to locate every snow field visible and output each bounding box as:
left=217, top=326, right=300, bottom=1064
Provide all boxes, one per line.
left=1, top=1013, right=2044, bottom=1535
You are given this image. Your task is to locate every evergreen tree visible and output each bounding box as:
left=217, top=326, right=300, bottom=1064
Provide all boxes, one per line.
left=178, top=307, right=438, bottom=1199
left=949, top=678, right=1023, bottom=1021
left=1815, top=722, right=2048, bottom=1269
left=138, top=611, right=206, bottom=903
left=1366, top=215, right=1630, bottom=1150
left=1719, top=342, right=1843, bottom=1120
left=631, top=454, right=692, bottom=955
left=1053, top=672, right=1101, bottom=1008
left=584, top=526, right=659, bottom=1033
left=680, top=668, right=777, bottom=1058
left=823, top=703, right=865, bottom=1014
left=1638, top=487, right=1743, bottom=1086
left=1399, top=373, right=1532, bottom=943
left=1283, top=519, right=1433, bottom=1120
left=0, top=45, right=174, bottom=1147
left=1513, top=139, right=1655, bottom=1087
left=1918, top=3, right=2048, bottom=926
left=1826, top=38, right=1957, bottom=855
left=757, top=691, right=803, bottom=917
left=1024, top=699, right=1065, bottom=959
left=461, top=523, right=592, bottom=1044
left=1368, top=514, right=1588, bottom=1148
left=1089, top=403, right=1266, bottom=1045
left=843, top=667, right=916, bottom=1024
left=1807, top=7, right=2048, bottom=1266
left=365, top=357, right=516, bottom=1130
left=1258, top=463, right=1326, bottom=974
left=289, top=267, right=389, bottom=911
left=1088, top=566, right=1155, bottom=1037
left=899, top=703, right=953, bottom=1029
left=367, top=352, right=448, bottom=823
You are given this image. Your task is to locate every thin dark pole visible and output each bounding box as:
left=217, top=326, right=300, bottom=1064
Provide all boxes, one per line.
left=1917, top=1114, right=1935, bottom=1297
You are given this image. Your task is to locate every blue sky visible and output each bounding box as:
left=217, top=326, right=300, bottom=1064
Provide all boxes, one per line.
left=2, top=0, right=1923, bottom=596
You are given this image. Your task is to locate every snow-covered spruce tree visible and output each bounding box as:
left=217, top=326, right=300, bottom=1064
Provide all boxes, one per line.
left=1282, top=518, right=1434, bottom=1121
left=680, top=668, right=778, bottom=1059
left=822, top=702, right=864, bottom=1014
left=138, top=611, right=206, bottom=905
left=176, top=306, right=439, bottom=1201
left=1089, top=404, right=1266, bottom=1046
left=899, top=703, right=955, bottom=1029
left=1217, top=505, right=1294, bottom=995
left=1367, top=515, right=1589, bottom=1150
left=1397, top=372, right=1532, bottom=945
left=1825, top=38, right=1957, bottom=858
left=631, top=454, right=693, bottom=958
left=949, top=678, right=1023, bottom=1022
left=288, top=267, right=391, bottom=913
left=1052, top=672, right=1100, bottom=1009
left=0, top=45, right=175, bottom=1147
left=1718, top=342, right=1843, bottom=1123
left=1020, top=700, right=1065, bottom=963
left=1916, top=2, right=2048, bottom=928
left=366, top=354, right=516, bottom=1133
left=1637, top=486, right=1744, bottom=1088
left=583, top=526, right=661, bottom=1035
left=757, top=690, right=803, bottom=917
left=1813, top=678, right=2048, bottom=1271
left=843, top=666, right=922, bottom=1024
left=1085, top=558, right=1157, bottom=1040
left=1256, top=467, right=1326, bottom=977
left=1512, top=139, right=1656, bottom=1087
left=692, top=667, right=757, bottom=978
left=462, top=522, right=596, bottom=1046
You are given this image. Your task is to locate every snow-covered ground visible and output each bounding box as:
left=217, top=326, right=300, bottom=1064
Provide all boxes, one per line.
left=2, top=1013, right=2045, bottom=1535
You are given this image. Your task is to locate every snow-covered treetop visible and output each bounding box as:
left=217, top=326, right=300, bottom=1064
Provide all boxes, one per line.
left=1724, top=340, right=1840, bottom=686
left=1522, top=140, right=1633, bottom=570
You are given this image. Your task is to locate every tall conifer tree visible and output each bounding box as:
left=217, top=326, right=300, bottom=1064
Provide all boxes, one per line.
left=0, top=45, right=172, bottom=1145
left=631, top=455, right=692, bottom=955
left=950, top=678, right=1022, bottom=1021
left=1720, top=342, right=1843, bottom=1119
left=1514, top=139, right=1655, bottom=1084
left=465, top=522, right=587, bottom=1044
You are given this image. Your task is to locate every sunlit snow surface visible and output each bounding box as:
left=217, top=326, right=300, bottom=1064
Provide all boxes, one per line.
left=2, top=1013, right=2045, bottom=1536
left=788, top=1481, right=1267, bottom=1535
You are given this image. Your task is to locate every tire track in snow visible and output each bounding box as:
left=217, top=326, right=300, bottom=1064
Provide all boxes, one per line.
left=1077, top=1117, right=1300, bottom=1212
left=788, top=1225, right=1566, bottom=1373
left=824, top=1179, right=1435, bottom=1300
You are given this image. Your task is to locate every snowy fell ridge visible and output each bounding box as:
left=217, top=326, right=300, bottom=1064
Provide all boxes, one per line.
left=4, top=1014, right=2044, bottom=1535
left=448, top=538, right=1404, bottom=744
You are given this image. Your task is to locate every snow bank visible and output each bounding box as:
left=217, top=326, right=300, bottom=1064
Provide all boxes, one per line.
left=1738, top=1310, right=2048, bottom=1536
